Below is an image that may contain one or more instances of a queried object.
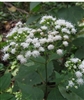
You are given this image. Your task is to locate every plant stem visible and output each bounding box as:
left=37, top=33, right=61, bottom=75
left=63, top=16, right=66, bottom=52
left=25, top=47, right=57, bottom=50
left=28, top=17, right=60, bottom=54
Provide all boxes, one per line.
left=45, top=57, right=48, bottom=100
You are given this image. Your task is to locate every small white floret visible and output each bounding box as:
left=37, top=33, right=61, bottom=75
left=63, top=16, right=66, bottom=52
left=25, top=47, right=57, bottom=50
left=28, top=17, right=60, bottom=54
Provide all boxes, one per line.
left=48, top=44, right=54, bottom=50
left=56, top=49, right=63, bottom=55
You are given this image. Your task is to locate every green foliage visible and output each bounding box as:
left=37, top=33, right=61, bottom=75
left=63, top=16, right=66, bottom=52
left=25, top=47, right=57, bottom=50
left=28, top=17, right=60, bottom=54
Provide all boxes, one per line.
left=0, top=73, right=11, bottom=91
left=59, top=85, right=84, bottom=100
left=47, top=86, right=66, bottom=100
left=17, top=82, right=44, bottom=100
left=57, top=6, right=84, bottom=24
left=71, top=85, right=84, bottom=99
left=26, top=3, right=84, bottom=25
left=72, top=37, right=84, bottom=59
left=30, top=2, right=41, bottom=12
left=1, top=2, right=84, bottom=100
left=0, top=93, right=16, bottom=100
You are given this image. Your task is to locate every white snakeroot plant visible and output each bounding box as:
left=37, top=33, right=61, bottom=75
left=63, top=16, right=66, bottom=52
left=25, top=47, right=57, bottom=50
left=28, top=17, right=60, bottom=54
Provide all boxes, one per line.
left=65, top=58, right=84, bottom=89
left=2, top=15, right=80, bottom=90
left=2, top=15, right=77, bottom=61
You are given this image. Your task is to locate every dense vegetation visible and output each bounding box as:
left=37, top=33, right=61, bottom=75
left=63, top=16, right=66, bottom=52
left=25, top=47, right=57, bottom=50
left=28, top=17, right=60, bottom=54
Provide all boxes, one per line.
left=0, top=2, right=84, bottom=100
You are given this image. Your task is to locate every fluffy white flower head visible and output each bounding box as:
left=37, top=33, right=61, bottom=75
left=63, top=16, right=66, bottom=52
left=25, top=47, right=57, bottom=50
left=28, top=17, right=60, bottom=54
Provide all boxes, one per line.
left=25, top=51, right=31, bottom=58
left=75, top=71, right=82, bottom=78
left=17, top=55, right=24, bottom=60
left=63, top=35, right=69, bottom=39
left=32, top=50, right=40, bottom=58
left=21, top=43, right=29, bottom=49
left=68, top=80, right=74, bottom=87
left=48, top=44, right=54, bottom=50
left=56, top=49, right=63, bottom=55
left=76, top=78, right=84, bottom=85
left=63, top=41, right=68, bottom=47
left=11, top=48, right=16, bottom=54
left=70, top=58, right=80, bottom=63
left=39, top=47, right=45, bottom=52
left=3, top=53, right=9, bottom=61
left=41, top=26, right=47, bottom=30
left=20, top=57, right=27, bottom=64
left=3, top=46, right=9, bottom=52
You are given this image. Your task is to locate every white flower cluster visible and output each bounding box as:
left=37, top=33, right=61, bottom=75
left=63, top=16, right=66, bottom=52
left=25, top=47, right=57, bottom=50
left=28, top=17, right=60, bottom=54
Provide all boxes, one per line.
left=2, top=15, right=76, bottom=64
left=65, top=58, right=84, bottom=89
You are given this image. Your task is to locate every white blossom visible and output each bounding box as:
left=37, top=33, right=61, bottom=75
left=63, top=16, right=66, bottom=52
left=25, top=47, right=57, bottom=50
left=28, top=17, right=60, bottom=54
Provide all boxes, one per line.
left=39, top=47, right=45, bottom=52
left=63, top=35, right=69, bottom=39
left=66, top=22, right=74, bottom=28
left=39, top=38, right=47, bottom=44
left=40, top=15, right=56, bottom=24
left=63, top=41, right=68, bottom=47
left=75, top=71, right=82, bottom=78
left=32, top=38, right=38, bottom=44
left=16, top=21, right=22, bottom=27
left=11, top=48, right=16, bottom=54
left=56, top=49, right=63, bottom=55
left=31, top=29, right=36, bottom=33
left=48, top=44, right=54, bottom=50
left=55, top=25, right=61, bottom=29
left=62, top=28, right=70, bottom=34
left=3, top=53, right=9, bottom=61
left=25, top=51, right=31, bottom=58
left=40, top=32, right=44, bottom=35
left=56, top=19, right=66, bottom=26
left=3, top=46, right=9, bottom=52
left=29, top=33, right=34, bottom=38
left=10, top=42, right=16, bottom=45
left=78, top=64, right=84, bottom=70
left=70, top=58, right=80, bottom=63
left=34, top=43, right=40, bottom=48
left=76, top=78, right=84, bottom=85
left=41, top=26, right=47, bottom=30
left=18, top=28, right=23, bottom=34
left=20, top=57, right=27, bottom=64
left=53, top=35, right=62, bottom=41
left=50, top=31, right=59, bottom=35
left=26, top=38, right=32, bottom=43
left=71, top=28, right=76, bottom=34
left=21, top=43, right=29, bottom=49
left=68, top=80, right=74, bottom=87
left=17, top=55, right=24, bottom=60
left=32, top=50, right=40, bottom=57
left=47, top=38, right=53, bottom=43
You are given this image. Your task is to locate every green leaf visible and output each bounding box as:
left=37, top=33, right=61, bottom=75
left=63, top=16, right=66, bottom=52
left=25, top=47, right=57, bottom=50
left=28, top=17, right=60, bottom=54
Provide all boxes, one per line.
left=16, top=64, right=42, bottom=85
left=0, top=93, right=14, bottom=100
left=57, top=6, right=84, bottom=24
left=59, top=85, right=83, bottom=100
left=0, top=73, right=11, bottom=91
left=53, top=60, right=62, bottom=72
left=71, top=85, right=84, bottom=99
left=55, top=71, right=62, bottom=84
left=0, top=63, right=4, bottom=71
left=47, top=86, right=66, bottom=100
left=37, top=61, right=54, bottom=81
left=30, top=2, right=41, bottom=11
left=17, top=82, right=44, bottom=100
left=75, top=46, right=84, bottom=59
left=22, top=71, right=42, bottom=85
left=72, top=37, right=84, bottom=47
left=31, top=56, right=45, bottom=64
left=49, top=53, right=64, bottom=61
left=26, top=14, right=41, bottom=25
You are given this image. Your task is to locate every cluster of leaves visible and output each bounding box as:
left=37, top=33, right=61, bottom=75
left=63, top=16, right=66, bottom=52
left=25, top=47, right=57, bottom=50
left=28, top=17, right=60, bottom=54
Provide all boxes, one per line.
left=0, top=2, right=84, bottom=100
